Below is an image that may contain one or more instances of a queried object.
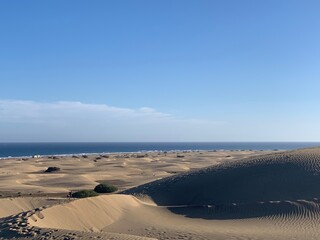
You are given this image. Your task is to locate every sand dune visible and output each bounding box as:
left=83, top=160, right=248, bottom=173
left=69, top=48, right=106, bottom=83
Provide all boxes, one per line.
left=29, top=195, right=141, bottom=231
left=0, top=197, right=63, bottom=218
left=124, top=148, right=320, bottom=206
left=16, top=148, right=320, bottom=239
left=2, top=148, right=320, bottom=239
left=0, top=150, right=261, bottom=197
left=26, top=195, right=320, bottom=239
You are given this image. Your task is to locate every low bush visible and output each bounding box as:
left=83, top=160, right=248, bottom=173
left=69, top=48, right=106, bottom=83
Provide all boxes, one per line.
left=71, top=190, right=98, bottom=198
left=94, top=183, right=118, bottom=193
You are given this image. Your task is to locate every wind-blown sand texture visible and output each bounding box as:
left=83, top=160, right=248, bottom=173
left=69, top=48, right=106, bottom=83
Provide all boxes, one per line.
left=3, top=148, right=320, bottom=239
left=0, top=150, right=262, bottom=197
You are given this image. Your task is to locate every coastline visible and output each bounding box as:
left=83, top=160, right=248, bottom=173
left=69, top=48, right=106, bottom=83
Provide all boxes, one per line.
left=0, top=148, right=270, bottom=160
left=2, top=141, right=319, bottom=158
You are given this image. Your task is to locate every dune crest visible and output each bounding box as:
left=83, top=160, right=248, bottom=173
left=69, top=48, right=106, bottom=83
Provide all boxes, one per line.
left=28, top=195, right=140, bottom=231
left=0, top=198, right=61, bottom=218
left=124, top=148, right=320, bottom=206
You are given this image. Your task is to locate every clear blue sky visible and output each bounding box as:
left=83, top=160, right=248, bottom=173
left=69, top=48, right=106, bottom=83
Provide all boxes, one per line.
left=1, top=0, right=320, bottom=142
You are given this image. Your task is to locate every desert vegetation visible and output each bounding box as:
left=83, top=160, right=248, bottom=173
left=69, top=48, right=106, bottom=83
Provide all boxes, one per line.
left=71, top=190, right=99, bottom=198
left=94, top=183, right=118, bottom=193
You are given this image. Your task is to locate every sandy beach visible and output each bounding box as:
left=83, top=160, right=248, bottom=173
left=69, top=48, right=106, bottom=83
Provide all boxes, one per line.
left=1, top=148, right=320, bottom=239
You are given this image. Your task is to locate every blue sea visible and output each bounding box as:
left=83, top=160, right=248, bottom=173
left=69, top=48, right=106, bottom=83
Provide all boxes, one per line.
left=0, top=142, right=319, bottom=158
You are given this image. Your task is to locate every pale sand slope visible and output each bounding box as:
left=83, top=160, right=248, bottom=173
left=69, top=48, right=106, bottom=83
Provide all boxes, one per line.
left=0, top=150, right=265, bottom=197
left=29, top=194, right=320, bottom=240
left=0, top=197, right=64, bottom=218
left=0, top=197, right=80, bottom=240
left=25, top=147, right=320, bottom=239
left=0, top=150, right=267, bottom=239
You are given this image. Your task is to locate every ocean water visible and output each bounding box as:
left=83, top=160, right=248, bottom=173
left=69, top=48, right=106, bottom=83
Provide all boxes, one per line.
left=0, top=142, right=319, bottom=158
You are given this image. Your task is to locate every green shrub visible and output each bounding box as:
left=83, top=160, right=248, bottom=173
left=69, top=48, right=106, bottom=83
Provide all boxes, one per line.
left=94, top=183, right=118, bottom=193
left=71, top=190, right=98, bottom=198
